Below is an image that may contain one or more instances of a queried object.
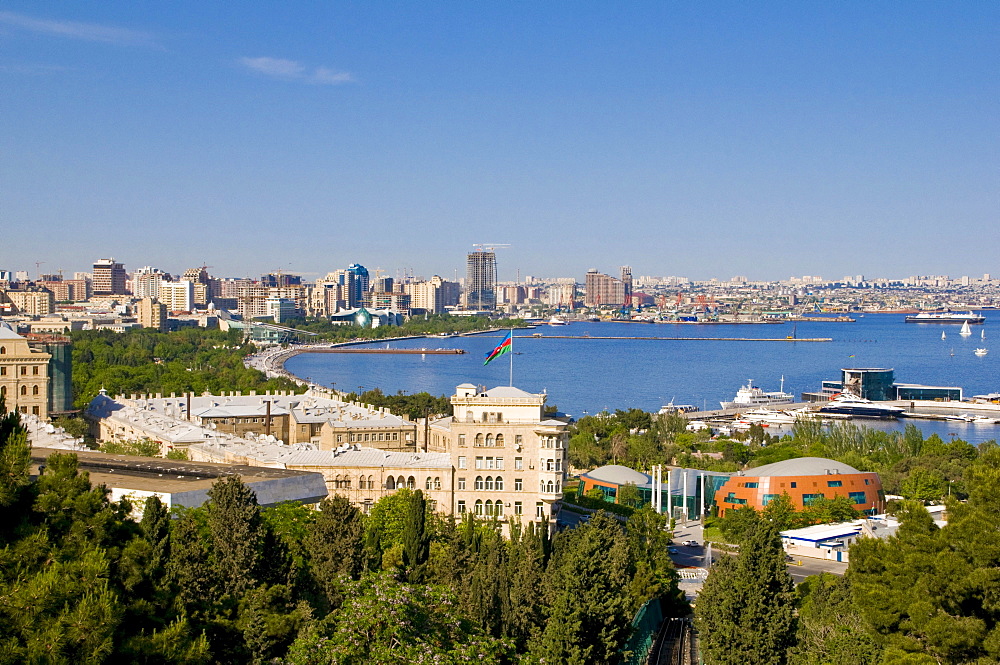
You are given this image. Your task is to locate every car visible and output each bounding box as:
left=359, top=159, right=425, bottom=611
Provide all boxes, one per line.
left=667, top=547, right=679, bottom=554
left=683, top=540, right=700, bottom=547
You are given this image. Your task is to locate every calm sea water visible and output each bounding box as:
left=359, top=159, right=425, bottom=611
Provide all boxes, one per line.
left=285, top=313, right=999, bottom=444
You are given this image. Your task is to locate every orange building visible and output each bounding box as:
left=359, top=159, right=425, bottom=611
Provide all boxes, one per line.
left=715, top=457, right=883, bottom=517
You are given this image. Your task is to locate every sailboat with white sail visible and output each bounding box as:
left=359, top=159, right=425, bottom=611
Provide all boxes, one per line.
left=960, top=320, right=972, bottom=336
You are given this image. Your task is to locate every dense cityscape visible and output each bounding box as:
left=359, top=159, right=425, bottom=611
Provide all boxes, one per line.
left=3, top=3, right=998, bottom=664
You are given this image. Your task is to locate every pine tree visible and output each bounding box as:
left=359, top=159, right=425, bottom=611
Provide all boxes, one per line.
left=206, top=475, right=265, bottom=598
left=304, top=495, right=365, bottom=609
left=531, top=511, right=636, bottom=665
left=695, top=519, right=795, bottom=665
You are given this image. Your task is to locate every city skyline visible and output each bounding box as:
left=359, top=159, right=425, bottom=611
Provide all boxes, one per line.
left=2, top=4, right=997, bottom=280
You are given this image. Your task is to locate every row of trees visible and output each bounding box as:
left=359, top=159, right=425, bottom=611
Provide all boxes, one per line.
left=0, top=396, right=684, bottom=663
left=565, top=407, right=989, bottom=504
left=278, top=314, right=525, bottom=342
left=70, top=327, right=301, bottom=410
left=695, top=441, right=1000, bottom=664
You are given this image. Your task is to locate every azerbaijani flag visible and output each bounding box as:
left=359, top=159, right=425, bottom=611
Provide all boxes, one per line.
left=484, top=331, right=512, bottom=365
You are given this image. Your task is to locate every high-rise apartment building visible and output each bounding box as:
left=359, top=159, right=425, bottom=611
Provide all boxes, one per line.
left=159, top=281, right=194, bottom=313
left=584, top=269, right=627, bottom=308
left=92, top=259, right=127, bottom=296
left=465, top=250, right=497, bottom=310
left=137, top=297, right=168, bottom=331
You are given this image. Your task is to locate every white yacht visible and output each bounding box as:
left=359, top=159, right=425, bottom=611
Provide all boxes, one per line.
left=720, top=378, right=794, bottom=410
left=547, top=316, right=568, bottom=326
left=975, top=348, right=989, bottom=357
left=740, top=408, right=798, bottom=424
left=818, top=393, right=906, bottom=419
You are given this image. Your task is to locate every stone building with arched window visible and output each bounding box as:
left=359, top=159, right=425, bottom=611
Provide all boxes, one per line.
left=0, top=322, right=51, bottom=418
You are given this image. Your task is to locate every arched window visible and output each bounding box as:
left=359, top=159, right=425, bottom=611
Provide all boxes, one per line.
left=20, top=386, right=27, bottom=396
left=485, top=500, right=493, bottom=515
left=334, top=474, right=342, bottom=488
left=397, top=476, right=405, bottom=489
left=407, top=476, right=415, bottom=489
left=425, top=477, right=433, bottom=490
left=487, top=476, right=496, bottom=491
left=475, top=433, right=484, bottom=447
left=540, top=480, right=546, bottom=493
left=495, top=476, right=504, bottom=491
left=0, top=386, right=5, bottom=396
left=367, top=475, right=374, bottom=489
left=495, top=434, right=504, bottom=447
left=546, top=481, right=554, bottom=493
left=475, top=500, right=484, bottom=515
left=434, top=477, right=441, bottom=490
left=32, top=385, right=39, bottom=396
left=495, top=502, right=504, bottom=517
left=486, top=434, right=494, bottom=447
left=475, top=476, right=484, bottom=490
left=385, top=476, right=396, bottom=490
left=555, top=481, right=561, bottom=493
left=0, top=346, right=5, bottom=354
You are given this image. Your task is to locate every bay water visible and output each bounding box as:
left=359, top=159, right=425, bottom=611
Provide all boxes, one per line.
left=285, top=313, right=999, bottom=444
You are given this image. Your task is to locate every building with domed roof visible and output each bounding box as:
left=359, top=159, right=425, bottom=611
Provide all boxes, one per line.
left=714, top=456, right=883, bottom=517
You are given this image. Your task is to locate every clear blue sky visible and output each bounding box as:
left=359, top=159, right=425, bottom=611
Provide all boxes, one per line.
left=2, top=3, right=997, bottom=282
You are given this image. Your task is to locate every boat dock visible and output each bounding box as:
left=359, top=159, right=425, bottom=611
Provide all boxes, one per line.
left=522, top=335, right=832, bottom=342
left=300, top=348, right=466, bottom=355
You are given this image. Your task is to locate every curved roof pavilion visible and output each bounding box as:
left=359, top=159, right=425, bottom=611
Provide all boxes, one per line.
left=738, top=457, right=862, bottom=477
left=582, top=464, right=650, bottom=487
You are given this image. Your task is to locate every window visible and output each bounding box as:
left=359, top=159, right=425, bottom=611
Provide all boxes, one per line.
left=486, top=434, right=494, bottom=446
left=790, top=482, right=797, bottom=488
left=475, top=456, right=483, bottom=469
left=762, top=494, right=779, bottom=505
left=475, top=476, right=484, bottom=490
left=827, top=480, right=843, bottom=487
left=514, top=501, right=523, bottom=515
left=515, top=435, right=523, bottom=446
left=458, top=477, right=466, bottom=490
left=475, top=500, right=484, bottom=515
left=555, top=458, right=562, bottom=472
left=515, top=457, right=523, bottom=470
left=485, top=476, right=494, bottom=491
left=386, top=476, right=396, bottom=490
left=495, top=502, right=503, bottom=517
left=458, top=456, right=467, bottom=469
left=0, top=367, right=5, bottom=375
left=864, top=479, right=870, bottom=485
left=475, top=433, right=484, bottom=447
left=425, top=477, right=433, bottom=490
left=724, top=492, right=747, bottom=505
left=32, top=366, right=39, bottom=375
left=496, top=457, right=504, bottom=470
left=20, top=367, right=26, bottom=375
left=457, top=500, right=466, bottom=514
left=514, top=478, right=522, bottom=491
left=20, top=386, right=26, bottom=396
left=545, top=459, right=554, bottom=471
left=743, top=482, right=759, bottom=488
left=849, top=491, right=867, bottom=505
left=555, top=436, right=564, bottom=449
left=802, top=493, right=825, bottom=506
left=0, top=346, right=4, bottom=354
left=434, top=477, right=441, bottom=490
left=486, top=457, right=495, bottom=470
left=536, top=502, right=545, bottom=518
left=32, top=385, right=39, bottom=396
left=458, top=434, right=466, bottom=447
left=31, top=406, right=38, bottom=415
left=496, top=434, right=504, bottom=447
left=495, top=476, right=504, bottom=491
left=485, top=500, right=493, bottom=515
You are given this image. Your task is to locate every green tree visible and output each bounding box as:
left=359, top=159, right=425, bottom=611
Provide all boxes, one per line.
left=531, top=512, right=637, bottom=665
left=284, top=573, right=510, bottom=665
left=401, top=489, right=430, bottom=583
left=791, top=573, right=881, bottom=665
left=695, top=519, right=795, bottom=665
left=617, top=481, right=642, bottom=508
left=206, top=476, right=266, bottom=598
left=304, top=495, right=364, bottom=610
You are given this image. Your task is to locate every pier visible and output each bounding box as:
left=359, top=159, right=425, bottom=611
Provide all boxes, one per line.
left=521, top=335, right=832, bottom=342
left=298, top=348, right=466, bottom=355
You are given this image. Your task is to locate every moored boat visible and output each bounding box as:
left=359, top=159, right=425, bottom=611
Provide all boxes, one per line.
left=818, top=393, right=906, bottom=419
left=905, top=311, right=985, bottom=324
left=720, top=378, right=794, bottom=410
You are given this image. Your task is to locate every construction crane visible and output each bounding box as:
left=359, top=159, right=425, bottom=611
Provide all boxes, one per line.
left=35, top=261, right=44, bottom=279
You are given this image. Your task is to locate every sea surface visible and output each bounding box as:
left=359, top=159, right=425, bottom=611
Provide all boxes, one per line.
left=285, top=313, right=999, bottom=444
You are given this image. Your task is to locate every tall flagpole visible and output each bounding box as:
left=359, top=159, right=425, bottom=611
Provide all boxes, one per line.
left=509, top=327, right=514, bottom=386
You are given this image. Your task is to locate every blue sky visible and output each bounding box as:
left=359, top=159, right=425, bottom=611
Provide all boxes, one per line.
left=2, top=3, right=997, bottom=282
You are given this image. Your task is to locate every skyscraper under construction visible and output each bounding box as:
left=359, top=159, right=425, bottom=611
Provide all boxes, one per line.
left=465, top=249, right=497, bottom=310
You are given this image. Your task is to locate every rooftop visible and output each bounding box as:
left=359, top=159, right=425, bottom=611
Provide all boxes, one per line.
left=741, top=456, right=864, bottom=477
